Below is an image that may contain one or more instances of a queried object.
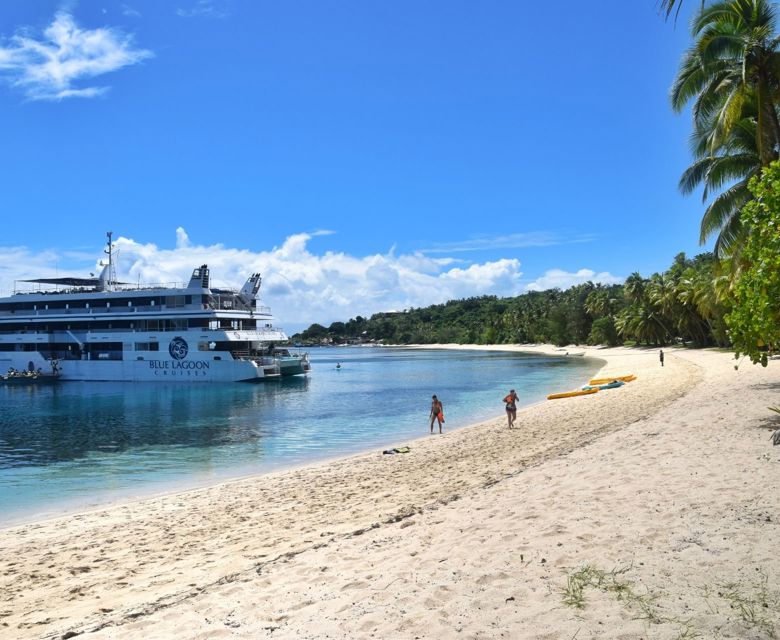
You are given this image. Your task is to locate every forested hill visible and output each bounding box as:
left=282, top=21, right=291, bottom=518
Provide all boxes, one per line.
left=292, top=252, right=730, bottom=348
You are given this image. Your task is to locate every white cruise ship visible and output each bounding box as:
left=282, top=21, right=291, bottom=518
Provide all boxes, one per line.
left=0, top=234, right=310, bottom=382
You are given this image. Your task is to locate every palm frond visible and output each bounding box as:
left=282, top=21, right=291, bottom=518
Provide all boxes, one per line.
left=699, top=180, right=751, bottom=245
left=672, top=49, right=712, bottom=111
left=679, top=157, right=716, bottom=195
left=714, top=209, right=750, bottom=257
left=703, top=153, right=759, bottom=191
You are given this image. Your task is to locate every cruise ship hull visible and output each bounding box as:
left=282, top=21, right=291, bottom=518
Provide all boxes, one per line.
left=0, top=352, right=280, bottom=383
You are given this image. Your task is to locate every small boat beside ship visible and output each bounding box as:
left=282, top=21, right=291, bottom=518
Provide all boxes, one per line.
left=272, top=347, right=312, bottom=376
left=0, top=370, right=60, bottom=386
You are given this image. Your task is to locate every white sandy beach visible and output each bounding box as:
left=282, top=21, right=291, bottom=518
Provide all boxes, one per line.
left=1, top=345, right=779, bottom=639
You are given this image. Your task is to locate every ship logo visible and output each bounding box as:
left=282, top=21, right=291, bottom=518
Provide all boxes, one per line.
left=169, top=337, right=189, bottom=360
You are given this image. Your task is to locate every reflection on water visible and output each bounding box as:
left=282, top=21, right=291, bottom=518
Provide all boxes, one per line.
left=0, top=378, right=310, bottom=467
left=0, top=347, right=599, bottom=524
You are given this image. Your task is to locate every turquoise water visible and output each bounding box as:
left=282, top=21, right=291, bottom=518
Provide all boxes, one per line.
left=0, top=347, right=599, bottom=525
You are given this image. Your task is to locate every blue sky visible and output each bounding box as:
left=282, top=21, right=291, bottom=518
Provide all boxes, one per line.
left=0, top=1, right=706, bottom=328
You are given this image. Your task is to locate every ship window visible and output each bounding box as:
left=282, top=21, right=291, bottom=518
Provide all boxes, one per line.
left=198, top=342, right=209, bottom=351
left=134, top=342, right=160, bottom=352
left=165, top=296, right=186, bottom=308
left=167, top=319, right=187, bottom=331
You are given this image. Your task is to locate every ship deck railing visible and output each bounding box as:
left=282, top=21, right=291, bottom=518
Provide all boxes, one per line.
left=230, top=351, right=278, bottom=365
left=0, top=328, right=287, bottom=338
left=0, top=303, right=274, bottom=317
left=9, top=282, right=186, bottom=296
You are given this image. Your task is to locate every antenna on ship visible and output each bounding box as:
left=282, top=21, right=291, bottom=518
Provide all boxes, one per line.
left=105, top=231, right=116, bottom=291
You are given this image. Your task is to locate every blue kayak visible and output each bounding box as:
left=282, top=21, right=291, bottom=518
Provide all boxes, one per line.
left=582, top=380, right=625, bottom=391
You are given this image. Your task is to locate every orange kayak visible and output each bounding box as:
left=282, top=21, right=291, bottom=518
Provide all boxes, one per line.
left=547, top=388, right=599, bottom=400
left=588, top=375, right=636, bottom=385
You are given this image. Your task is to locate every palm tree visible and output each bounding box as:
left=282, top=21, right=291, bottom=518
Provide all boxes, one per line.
left=647, top=273, right=678, bottom=317
left=623, top=272, right=647, bottom=305
left=672, top=0, right=780, bottom=254
left=584, top=286, right=614, bottom=318
left=672, top=0, right=780, bottom=166
left=676, top=266, right=722, bottom=342
left=678, top=111, right=759, bottom=252
left=615, top=304, right=670, bottom=345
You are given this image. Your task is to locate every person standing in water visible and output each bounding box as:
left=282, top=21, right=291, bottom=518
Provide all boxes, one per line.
left=659, top=349, right=664, bottom=367
left=504, top=389, right=519, bottom=428
left=429, top=395, right=444, bottom=434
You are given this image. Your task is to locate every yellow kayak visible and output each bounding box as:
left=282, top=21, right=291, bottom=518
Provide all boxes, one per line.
left=588, top=375, right=636, bottom=385
left=547, top=388, right=599, bottom=400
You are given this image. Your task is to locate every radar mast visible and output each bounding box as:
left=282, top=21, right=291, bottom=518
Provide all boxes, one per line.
left=104, top=231, right=116, bottom=291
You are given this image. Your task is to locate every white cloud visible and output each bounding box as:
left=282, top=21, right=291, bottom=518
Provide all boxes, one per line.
left=122, top=5, right=142, bottom=18
left=0, top=11, right=152, bottom=101
left=421, top=231, right=595, bottom=254
left=525, top=268, right=623, bottom=292
left=176, top=1, right=231, bottom=19
left=175, top=226, right=192, bottom=249
left=0, top=230, right=527, bottom=328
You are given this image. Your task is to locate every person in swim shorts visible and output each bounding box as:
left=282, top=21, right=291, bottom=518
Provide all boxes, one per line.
left=504, top=389, right=519, bottom=428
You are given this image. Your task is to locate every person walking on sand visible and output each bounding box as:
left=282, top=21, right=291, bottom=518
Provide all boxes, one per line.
left=430, top=394, right=444, bottom=434
left=504, top=389, right=519, bottom=428
left=659, top=349, right=665, bottom=367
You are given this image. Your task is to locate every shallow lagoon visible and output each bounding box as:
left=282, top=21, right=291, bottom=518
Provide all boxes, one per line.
left=0, top=347, right=598, bottom=525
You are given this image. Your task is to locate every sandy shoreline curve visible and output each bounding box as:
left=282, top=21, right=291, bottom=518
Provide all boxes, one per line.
left=1, top=345, right=778, bottom=639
